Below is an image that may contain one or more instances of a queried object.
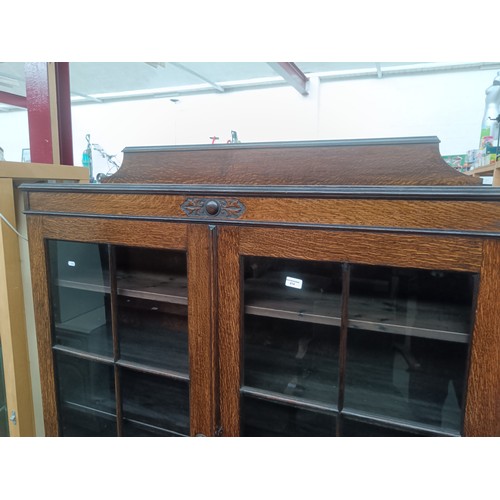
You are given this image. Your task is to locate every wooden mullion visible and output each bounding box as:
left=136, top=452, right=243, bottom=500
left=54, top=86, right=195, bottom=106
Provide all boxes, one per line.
left=51, top=345, right=113, bottom=365
left=109, top=245, right=122, bottom=436
left=336, top=263, right=350, bottom=437
left=187, top=225, right=217, bottom=436
left=240, top=386, right=337, bottom=414
left=217, top=226, right=242, bottom=436
left=115, top=360, right=190, bottom=382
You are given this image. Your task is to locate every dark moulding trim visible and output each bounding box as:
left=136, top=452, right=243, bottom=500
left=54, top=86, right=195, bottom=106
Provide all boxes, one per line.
left=19, top=183, right=500, bottom=202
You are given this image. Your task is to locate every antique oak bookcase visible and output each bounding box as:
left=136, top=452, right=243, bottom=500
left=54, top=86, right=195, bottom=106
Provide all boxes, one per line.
left=22, top=138, right=500, bottom=437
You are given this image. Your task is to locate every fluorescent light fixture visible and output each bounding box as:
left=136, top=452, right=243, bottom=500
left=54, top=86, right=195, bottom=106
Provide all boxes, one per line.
left=71, top=76, right=287, bottom=102
left=219, top=76, right=284, bottom=87
left=88, top=83, right=213, bottom=100
left=309, top=62, right=500, bottom=80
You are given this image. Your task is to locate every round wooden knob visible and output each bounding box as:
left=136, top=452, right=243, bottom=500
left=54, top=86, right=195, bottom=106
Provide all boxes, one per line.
left=205, top=200, right=220, bottom=215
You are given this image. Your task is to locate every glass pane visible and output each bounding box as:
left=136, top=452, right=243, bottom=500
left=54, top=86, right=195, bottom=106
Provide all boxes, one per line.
left=242, top=396, right=336, bottom=436
left=48, top=240, right=112, bottom=357
left=243, top=257, right=342, bottom=404
left=115, top=247, right=188, bottom=372
left=122, top=420, right=182, bottom=437
left=54, top=352, right=116, bottom=436
left=345, top=265, right=475, bottom=433
left=341, top=416, right=431, bottom=437
left=0, top=342, right=9, bottom=437
left=121, top=368, right=190, bottom=436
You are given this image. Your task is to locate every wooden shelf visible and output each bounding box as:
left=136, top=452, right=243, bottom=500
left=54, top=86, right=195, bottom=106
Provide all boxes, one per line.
left=57, top=271, right=188, bottom=305
left=465, top=161, right=500, bottom=186
left=0, top=161, right=89, bottom=183
left=56, top=271, right=470, bottom=344
left=242, top=342, right=463, bottom=433
left=245, top=281, right=470, bottom=343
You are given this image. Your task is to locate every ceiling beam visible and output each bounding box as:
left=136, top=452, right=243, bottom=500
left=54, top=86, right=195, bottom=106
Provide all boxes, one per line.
left=70, top=91, right=103, bottom=103
left=169, top=63, right=225, bottom=92
left=267, top=62, right=309, bottom=95
left=0, top=91, right=27, bottom=108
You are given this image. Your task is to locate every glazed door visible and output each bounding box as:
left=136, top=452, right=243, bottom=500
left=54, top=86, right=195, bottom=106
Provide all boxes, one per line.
left=27, top=217, right=216, bottom=437
left=218, top=226, right=498, bottom=437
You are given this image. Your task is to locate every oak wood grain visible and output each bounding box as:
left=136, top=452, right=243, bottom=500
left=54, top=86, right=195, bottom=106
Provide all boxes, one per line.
left=106, top=141, right=480, bottom=186
left=29, top=192, right=186, bottom=218
left=239, top=228, right=483, bottom=272
left=26, top=216, right=59, bottom=436
left=41, top=216, right=187, bottom=249
left=187, top=225, right=217, bottom=436
left=239, top=198, right=500, bottom=233
left=217, top=226, right=242, bottom=436
left=28, top=192, right=500, bottom=235
left=464, top=239, right=500, bottom=436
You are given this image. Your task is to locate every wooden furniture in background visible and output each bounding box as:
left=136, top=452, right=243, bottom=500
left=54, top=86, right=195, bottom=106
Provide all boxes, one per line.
left=0, top=161, right=88, bottom=436
left=465, top=161, right=500, bottom=186
left=21, top=137, right=500, bottom=437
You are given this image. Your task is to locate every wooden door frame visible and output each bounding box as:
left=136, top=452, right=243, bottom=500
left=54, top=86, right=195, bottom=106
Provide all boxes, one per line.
left=27, top=215, right=216, bottom=436
left=217, top=225, right=498, bottom=436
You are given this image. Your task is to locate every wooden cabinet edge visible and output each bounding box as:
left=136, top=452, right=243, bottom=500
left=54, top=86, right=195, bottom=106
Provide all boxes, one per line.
left=26, top=216, right=59, bottom=436
left=464, top=239, right=500, bottom=436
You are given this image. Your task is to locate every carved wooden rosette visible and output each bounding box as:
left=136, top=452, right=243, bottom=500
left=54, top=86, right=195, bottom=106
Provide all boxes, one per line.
left=181, top=198, right=246, bottom=218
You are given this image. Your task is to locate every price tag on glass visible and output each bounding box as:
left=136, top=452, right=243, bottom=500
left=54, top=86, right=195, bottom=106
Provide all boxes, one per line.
left=285, top=276, right=303, bottom=289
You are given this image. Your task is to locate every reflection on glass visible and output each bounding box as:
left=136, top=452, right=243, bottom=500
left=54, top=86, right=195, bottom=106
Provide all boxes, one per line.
left=122, top=420, right=183, bottom=437
left=48, top=240, right=112, bottom=357
left=245, top=316, right=340, bottom=403
left=242, top=396, right=336, bottom=436
left=341, top=417, right=429, bottom=437
left=0, top=343, right=9, bottom=436
left=121, top=369, right=190, bottom=436
left=115, top=247, right=188, bottom=372
left=345, top=265, right=474, bottom=433
left=244, top=257, right=342, bottom=326
left=118, top=298, right=188, bottom=373
left=242, top=257, right=476, bottom=436
left=243, top=257, right=342, bottom=405
left=55, top=352, right=116, bottom=436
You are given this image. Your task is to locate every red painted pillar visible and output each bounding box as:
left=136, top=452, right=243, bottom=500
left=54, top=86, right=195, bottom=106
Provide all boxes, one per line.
left=54, top=63, right=74, bottom=165
left=24, top=62, right=74, bottom=165
left=25, top=62, right=54, bottom=164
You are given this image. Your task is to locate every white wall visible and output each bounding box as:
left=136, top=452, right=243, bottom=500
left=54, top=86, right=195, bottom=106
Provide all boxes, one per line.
left=1, top=68, right=499, bottom=176
left=0, top=109, right=29, bottom=162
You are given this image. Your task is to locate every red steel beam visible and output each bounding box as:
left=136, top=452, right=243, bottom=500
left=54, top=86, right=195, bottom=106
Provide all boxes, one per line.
left=0, top=91, right=27, bottom=108
left=54, top=62, right=74, bottom=165
left=24, top=62, right=74, bottom=165
left=267, top=62, right=309, bottom=95
left=25, top=62, right=54, bottom=163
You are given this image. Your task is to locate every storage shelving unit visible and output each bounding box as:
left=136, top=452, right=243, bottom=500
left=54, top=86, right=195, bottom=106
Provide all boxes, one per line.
left=21, top=137, right=500, bottom=437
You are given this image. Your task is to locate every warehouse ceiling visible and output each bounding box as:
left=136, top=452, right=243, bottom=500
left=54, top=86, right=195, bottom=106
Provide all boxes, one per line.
left=1, top=61, right=500, bottom=111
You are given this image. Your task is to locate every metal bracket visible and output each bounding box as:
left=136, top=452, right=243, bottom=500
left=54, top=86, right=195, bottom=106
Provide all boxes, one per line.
left=9, top=410, right=17, bottom=425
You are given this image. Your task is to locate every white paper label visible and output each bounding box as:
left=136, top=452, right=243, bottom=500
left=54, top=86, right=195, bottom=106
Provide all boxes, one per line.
left=285, top=276, right=303, bottom=289
left=67, top=260, right=76, bottom=267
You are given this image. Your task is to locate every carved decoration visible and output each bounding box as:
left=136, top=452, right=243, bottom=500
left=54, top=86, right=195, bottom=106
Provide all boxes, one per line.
left=181, top=198, right=246, bottom=218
